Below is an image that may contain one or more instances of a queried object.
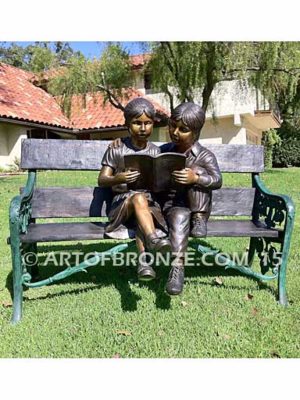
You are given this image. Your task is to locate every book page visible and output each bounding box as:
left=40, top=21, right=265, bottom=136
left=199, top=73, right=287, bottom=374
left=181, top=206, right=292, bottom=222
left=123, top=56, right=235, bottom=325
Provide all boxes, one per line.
left=153, top=153, right=186, bottom=192
left=124, top=153, right=186, bottom=192
left=124, top=154, right=153, bottom=190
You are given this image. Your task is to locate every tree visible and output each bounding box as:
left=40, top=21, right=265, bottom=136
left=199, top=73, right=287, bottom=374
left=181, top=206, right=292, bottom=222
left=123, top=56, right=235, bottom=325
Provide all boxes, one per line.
left=45, top=42, right=300, bottom=117
left=262, top=129, right=282, bottom=169
left=0, top=42, right=32, bottom=70
left=0, top=41, right=82, bottom=72
left=148, top=42, right=300, bottom=113
left=48, top=43, right=133, bottom=115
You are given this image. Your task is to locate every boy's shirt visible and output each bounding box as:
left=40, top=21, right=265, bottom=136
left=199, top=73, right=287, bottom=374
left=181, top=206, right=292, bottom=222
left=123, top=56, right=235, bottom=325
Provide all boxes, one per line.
left=159, top=141, right=222, bottom=189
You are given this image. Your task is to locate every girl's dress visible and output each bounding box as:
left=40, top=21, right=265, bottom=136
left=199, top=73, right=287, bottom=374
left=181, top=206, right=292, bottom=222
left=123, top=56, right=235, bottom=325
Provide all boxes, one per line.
left=101, top=137, right=168, bottom=239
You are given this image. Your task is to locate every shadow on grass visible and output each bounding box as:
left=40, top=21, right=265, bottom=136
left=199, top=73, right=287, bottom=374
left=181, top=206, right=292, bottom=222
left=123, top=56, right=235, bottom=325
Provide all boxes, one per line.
left=5, top=242, right=171, bottom=312
left=5, top=239, right=276, bottom=311
left=186, top=239, right=277, bottom=295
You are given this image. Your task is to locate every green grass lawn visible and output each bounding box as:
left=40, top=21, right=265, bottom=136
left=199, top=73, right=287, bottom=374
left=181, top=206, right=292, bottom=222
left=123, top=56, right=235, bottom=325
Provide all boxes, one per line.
left=0, top=169, right=299, bottom=358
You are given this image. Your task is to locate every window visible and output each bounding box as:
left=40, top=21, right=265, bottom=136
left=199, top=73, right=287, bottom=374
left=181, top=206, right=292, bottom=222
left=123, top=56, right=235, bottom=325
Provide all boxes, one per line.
left=144, top=72, right=152, bottom=92
left=28, top=129, right=61, bottom=139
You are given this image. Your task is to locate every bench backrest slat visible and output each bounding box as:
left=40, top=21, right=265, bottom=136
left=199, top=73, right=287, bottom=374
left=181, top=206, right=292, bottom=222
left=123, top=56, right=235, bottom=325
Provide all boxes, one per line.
left=21, top=139, right=264, bottom=173
left=28, top=187, right=256, bottom=218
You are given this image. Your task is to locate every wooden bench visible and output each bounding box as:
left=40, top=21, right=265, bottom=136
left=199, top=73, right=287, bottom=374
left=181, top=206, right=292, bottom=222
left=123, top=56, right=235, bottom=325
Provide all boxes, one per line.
left=8, top=139, right=295, bottom=323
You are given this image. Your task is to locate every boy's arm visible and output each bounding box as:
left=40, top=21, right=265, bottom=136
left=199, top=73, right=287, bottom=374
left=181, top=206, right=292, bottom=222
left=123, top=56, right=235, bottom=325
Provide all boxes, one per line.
left=172, top=153, right=222, bottom=189
left=193, top=153, right=222, bottom=190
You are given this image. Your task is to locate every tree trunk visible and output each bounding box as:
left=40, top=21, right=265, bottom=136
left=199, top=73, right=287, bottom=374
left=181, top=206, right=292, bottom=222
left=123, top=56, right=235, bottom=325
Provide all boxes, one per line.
left=201, top=84, right=214, bottom=113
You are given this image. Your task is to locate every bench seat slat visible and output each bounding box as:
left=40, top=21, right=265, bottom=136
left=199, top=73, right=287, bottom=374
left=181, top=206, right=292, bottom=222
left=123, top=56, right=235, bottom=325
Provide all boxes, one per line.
left=20, top=220, right=280, bottom=243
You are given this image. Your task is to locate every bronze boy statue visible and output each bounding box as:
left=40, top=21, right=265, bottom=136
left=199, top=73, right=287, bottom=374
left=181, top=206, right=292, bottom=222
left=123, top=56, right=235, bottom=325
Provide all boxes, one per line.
left=98, top=98, right=171, bottom=281
left=159, top=102, right=222, bottom=295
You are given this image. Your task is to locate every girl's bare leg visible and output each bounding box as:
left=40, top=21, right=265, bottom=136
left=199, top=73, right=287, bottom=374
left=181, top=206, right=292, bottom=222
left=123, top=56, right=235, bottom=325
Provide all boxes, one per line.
left=129, top=193, right=155, bottom=237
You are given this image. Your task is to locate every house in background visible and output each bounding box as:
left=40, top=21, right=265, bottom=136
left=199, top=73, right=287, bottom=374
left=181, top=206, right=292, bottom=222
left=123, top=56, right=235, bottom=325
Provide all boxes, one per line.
left=132, top=54, right=281, bottom=145
left=0, top=62, right=168, bottom=169
left=0, top=54, right=280, bottom=169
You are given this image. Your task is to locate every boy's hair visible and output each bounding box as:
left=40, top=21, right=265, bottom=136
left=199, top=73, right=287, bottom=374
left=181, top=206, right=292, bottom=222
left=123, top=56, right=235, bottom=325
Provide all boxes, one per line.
left=170, top=102, right=205, bottom=140
left=124, top=97, right=156, bottom=126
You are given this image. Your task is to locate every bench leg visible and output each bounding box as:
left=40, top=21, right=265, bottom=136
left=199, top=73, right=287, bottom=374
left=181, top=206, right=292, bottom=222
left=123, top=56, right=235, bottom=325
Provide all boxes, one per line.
left=278, top=261, right=288, bottom=306
left=248, top=236, right=290, bottom=306
left=278, top=238, right=292, bottom=307
left=10, top=238, right=23, bottom=324
left=247, top=237, right=258, bottom=267
left=23, top=242, right=39, bottom=281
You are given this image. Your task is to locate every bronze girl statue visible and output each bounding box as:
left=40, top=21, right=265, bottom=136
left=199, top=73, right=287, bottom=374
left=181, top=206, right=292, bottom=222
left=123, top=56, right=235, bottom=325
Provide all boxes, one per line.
left=98, top=98, right=171, bottom=281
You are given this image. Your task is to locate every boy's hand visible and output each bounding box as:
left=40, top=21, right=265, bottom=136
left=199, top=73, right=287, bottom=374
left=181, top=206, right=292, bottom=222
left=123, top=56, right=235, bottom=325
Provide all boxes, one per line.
left=172, top=168, right=198, bottom=185
left=109, top=138, right=122, bottom=149
left=115, top=170, right=141, bottom=184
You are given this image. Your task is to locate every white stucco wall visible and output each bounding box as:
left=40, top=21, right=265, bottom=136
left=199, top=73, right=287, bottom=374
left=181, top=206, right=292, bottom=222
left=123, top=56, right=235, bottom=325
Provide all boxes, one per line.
left=133, top=71, right=146, bottom=93
left=147, top=116, right=256, bottom=145
left=0, top=126, right=9, bottom=157
left=145, top=79, right=272, bottom=144
left=0, top=123, right=28, bottom=169
left=204, top=80, right=265, bottom=118
left=147, top=80, right=267, bottom=119
left=201, top=117, right=248, bottom=144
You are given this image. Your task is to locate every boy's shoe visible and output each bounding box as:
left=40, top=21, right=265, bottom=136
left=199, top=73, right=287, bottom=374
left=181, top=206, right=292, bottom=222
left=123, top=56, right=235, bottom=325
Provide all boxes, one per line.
left=146, top=232, right=171, bottom=254
left=190, top=213, right=207, bottom=238
left=165, top=264, right=185, bottom=295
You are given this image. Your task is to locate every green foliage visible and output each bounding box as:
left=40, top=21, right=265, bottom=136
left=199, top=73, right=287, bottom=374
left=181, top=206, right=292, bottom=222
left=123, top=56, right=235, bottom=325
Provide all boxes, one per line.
left=0, top=42, right=32, bottom=70
left=3, top=41, right=300, bottom=119
left=48, top=54, right=102, bottom=116
left=0, top=169, right=300, bottom=357
left=273, top=137, right=300, bottom=167
left=148, top=42, right=300, bottom=112
left=48, top=44, right=133, bottom=115
left=29, top=46, right=57, bottom=73
left=261, top=129, right=282, bottom=169
left=272, top=120, right=300, bottom=167
left=149, top=42, right=251, bottom=110
left=0, top=42, right=81, bottom=72
left=100, top=44, right=132, bottom=91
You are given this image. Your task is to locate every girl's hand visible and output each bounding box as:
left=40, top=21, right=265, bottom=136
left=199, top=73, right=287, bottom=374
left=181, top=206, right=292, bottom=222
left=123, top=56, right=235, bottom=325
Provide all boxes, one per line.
left=115, top=170, right=141, bottom=184
left=172, top=168, right=198, bottom=185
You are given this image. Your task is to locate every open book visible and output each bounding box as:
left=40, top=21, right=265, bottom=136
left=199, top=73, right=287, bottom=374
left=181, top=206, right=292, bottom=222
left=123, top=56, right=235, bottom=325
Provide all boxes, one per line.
left=124, top=152, right=186, bottom=192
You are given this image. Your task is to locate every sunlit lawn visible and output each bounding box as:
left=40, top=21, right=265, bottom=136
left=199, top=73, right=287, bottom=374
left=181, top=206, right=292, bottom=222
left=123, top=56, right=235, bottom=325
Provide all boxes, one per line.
left=0, top=168, right=299, bottom=357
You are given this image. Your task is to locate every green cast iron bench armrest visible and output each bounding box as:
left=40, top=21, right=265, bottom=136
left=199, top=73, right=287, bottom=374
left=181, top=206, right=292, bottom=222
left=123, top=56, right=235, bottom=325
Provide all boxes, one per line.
left=9, top=171, right=36, bottom=237
left=252, top=174, right=295, bottom=231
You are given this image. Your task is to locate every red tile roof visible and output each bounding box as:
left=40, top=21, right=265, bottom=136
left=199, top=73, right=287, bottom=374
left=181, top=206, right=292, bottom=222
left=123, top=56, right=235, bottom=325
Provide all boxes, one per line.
left=67, top=88, right=169, bottom=131
left=0, top=62, right=168, bottom=132
left=129, top=54, right=151, bottom=69
left=0, top=63, right=72, bottom=128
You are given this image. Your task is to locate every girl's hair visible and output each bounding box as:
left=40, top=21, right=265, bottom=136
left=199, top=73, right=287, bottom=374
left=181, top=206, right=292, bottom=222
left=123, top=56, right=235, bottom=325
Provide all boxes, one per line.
left=124, top=98, right=156, bottom=126
left=170, top=102, right=205, bottom=140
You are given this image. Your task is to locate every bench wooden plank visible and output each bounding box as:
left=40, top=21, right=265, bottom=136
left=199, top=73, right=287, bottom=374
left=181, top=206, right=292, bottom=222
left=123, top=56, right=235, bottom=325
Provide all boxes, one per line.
left=20, top=220, right=280, bottom=243
left=203, top=144, right=264, bottom=173
left=21, top=222, right=108, bottom=243
left=21, top=139, right=264, bottom=173
left=28, top=187, right=112, bottom=218
left=28, top=187, right=256, bottom=218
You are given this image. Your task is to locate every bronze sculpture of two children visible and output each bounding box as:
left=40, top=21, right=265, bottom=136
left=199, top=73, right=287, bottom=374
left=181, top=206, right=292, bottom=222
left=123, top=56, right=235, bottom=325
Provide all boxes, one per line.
left=98, top=98, right=222, bottom=295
